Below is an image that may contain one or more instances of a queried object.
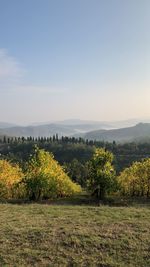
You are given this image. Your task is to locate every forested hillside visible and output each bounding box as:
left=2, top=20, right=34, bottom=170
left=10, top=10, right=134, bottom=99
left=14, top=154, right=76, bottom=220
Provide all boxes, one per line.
left=0, top=136, right=150, bottom=187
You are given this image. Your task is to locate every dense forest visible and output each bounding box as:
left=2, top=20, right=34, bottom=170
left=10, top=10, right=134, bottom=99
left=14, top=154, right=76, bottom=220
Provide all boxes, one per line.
left=0, top=135, right=150, bottom=189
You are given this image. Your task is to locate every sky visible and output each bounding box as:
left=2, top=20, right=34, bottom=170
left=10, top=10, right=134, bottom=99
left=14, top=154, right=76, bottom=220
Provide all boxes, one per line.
left=0, top=0, right=149, bottom=125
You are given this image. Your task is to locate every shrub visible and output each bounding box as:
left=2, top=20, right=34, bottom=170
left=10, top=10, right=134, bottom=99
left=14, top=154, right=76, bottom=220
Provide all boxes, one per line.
left=23, top=147, right=81, bottom=200
left=118, top=158, right=150, bottom=197
left=0, top=160, right=24, bottom=199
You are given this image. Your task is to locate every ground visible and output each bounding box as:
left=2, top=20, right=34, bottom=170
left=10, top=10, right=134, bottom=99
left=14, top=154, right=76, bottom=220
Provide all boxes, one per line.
left=0, top=195, right=150, bottom=267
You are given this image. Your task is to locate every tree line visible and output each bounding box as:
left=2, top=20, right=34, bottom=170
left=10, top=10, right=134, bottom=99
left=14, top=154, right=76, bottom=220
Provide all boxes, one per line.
left=0, top=145, right=149, bottom=201
left=0, top=135, right=150, bottom=180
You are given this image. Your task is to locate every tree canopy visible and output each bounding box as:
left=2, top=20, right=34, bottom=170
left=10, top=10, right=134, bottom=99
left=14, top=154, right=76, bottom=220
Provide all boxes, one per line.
left=118, top=158, right=150, bottom=197
left=88, top=148, right=115, bottom=200
left=23, top=147, right=81, bottom=200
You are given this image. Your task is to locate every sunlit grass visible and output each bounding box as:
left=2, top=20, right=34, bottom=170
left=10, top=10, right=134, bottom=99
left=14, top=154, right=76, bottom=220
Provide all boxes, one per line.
left=0, top=200, right=150, bottom=266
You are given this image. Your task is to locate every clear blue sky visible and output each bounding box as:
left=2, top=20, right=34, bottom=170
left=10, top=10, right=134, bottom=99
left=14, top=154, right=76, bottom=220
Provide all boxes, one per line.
left=0, top=0, right=149, bottom=124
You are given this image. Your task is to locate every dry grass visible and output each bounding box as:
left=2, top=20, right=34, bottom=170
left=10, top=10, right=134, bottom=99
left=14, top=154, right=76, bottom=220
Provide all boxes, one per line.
left=0, top=198, right=150, bottom=266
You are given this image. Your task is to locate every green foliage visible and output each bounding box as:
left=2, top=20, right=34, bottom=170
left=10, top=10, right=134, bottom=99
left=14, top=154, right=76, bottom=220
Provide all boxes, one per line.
left=1, top=137, right=150, bottom=181
left=118, top=158, right=150, bottom=197
left=88, top=148, right=115, bottom=199
left=23, top=146, right=81, bottom=200
left=1, top=136, right=150, bottom=200
left=64, top=159, right=90, bottom=187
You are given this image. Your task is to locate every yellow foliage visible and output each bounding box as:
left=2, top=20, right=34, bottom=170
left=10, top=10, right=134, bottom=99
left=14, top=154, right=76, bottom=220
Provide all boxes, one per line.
left=118, top=158, right=150, bottom=197
left=0, top=160, right=24, bottom=199
left=25, top=147, right=81, bottom=200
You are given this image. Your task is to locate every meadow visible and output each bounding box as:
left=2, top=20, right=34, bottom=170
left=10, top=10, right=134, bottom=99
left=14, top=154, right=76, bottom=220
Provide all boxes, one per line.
left=0, top=196, right=150, bottom=267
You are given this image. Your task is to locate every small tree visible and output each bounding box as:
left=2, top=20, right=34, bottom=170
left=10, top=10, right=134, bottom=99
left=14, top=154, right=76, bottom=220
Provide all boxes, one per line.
left=88, top=148, right=115, bottom=200
left=118, top=158, right=150, bottom=197
left=23, top=146, right=81, bottom=200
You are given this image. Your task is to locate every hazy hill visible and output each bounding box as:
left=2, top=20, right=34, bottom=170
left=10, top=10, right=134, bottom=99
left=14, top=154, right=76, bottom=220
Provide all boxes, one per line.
left=0, top=122, right=110, bottom=138
left=56, top=119, right=111, bottom=127
left=30, top=118, right=150, bottom=128
left=109, top=118, right=150, bottom=129
left=0, top=124, right=73, bottom=138
left=83, top=123, right=150, bottom=142
left=0, top=122, right=17, bottom=129
left=0, top=120, right=150, bottom=141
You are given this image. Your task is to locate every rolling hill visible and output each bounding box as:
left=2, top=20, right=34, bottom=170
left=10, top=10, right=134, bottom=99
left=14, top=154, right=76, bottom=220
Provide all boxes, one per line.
left=0, top=122, right=17, bottom=129
left=0, top=121, right=110, bottom=138
left=0, top=120, right=150, bottom=143
left=83, top=123, right=150, bottom=142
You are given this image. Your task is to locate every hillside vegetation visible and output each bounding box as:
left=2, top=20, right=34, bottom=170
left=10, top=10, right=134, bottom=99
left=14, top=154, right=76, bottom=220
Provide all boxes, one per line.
left=0, top=143, right=150, bottom=267
left=0, top=147, right=81, bottom=201
left=1, top=137, right=150, bottom=175
left=1, top=122, right=150, bottom=142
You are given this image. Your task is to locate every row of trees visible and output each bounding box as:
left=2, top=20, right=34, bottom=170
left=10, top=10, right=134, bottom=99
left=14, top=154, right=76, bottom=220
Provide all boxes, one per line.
left=88, top=149, right=150, bottom=199
left=0, top=145, right=149, bottom=201
left=0, top=135, right=95, bottom=145
left=0, top=147, right=115, bottom=201
left=1, top=137, right=150, bottom=175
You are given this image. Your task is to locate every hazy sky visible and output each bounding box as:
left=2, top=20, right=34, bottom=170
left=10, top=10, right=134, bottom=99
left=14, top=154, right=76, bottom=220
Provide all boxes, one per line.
left=0, top=0, right=149, bottom=124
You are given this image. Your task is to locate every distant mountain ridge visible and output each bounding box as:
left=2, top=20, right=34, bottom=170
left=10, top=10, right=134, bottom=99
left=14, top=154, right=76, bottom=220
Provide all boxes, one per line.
left=0, top=121, right=110, bottom=138
left=0, top=122, right=17, bottom=129
left=83, top=123, right=150, bottom=142
left=0, top=120, right=150, bottom=142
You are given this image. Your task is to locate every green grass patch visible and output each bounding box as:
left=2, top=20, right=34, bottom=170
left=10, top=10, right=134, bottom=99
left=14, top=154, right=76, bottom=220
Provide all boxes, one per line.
left=0, top=199, right=150, bottom=266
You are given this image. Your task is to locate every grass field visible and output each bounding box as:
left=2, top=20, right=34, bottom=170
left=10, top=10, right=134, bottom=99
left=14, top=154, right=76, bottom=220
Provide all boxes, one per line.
left=0, top=196, right=150, bottom=267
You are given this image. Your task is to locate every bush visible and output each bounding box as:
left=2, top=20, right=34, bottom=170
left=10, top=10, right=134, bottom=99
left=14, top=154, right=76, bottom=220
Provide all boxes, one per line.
left=23, top=147, right=81, bottom=200
left=0, top=160, right=24, bottom=199
left=118, top=158, right=150, bottom=197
